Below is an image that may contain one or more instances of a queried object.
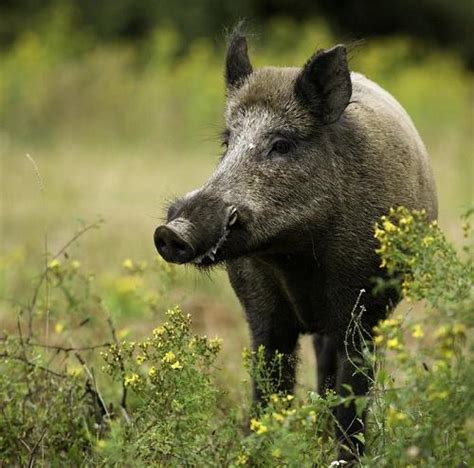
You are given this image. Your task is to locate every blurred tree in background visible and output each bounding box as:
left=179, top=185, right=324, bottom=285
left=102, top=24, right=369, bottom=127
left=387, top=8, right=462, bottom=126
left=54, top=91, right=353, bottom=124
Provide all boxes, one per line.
left=0, top=0, right=473, bottom=68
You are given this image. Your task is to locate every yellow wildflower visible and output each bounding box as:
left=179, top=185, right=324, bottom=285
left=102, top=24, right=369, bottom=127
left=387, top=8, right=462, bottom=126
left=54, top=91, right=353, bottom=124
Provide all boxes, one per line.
left=387, top=337, right=402, bottom=350
left=67, top=366, right=83, bottom=377
left=237, top=453, right=248, bottom=465
left=122, top=258, right=134, bottom=269
left=171, top=360, right=183, bottom=370
left=383, top=220, right=397, bottom=232
left=124, top=373, right=140, bottom=387
left=250, top=418, right=259, bottom=431
left=136, top=355, right=146, bottom=365
left=153, top=326, right=166, bottom=336
left=388, top=407, right=407, bottom=423
left=54, top=322, right=64, bottom=334
left=48, top=258, right=61, bottom=269
left=386, top=318, right=399, bottom=327
left=374, top=227, right=385, bottom=239
left=209, top=337, right=223, bottom=349
left=162, top=351, right=176, bottom=363
left=399, top=215, right=413, bottom=226
left=286, top=394, right=294, bottom=401
left=443, top=349, right=454, bottom=359
left=270, top=394, right=279, bottom=403
left=411, top=324, right=424, bottom=339
left=148, top=366, right=157, bottom=377
left=380, top=317, right=400, bottom=330
left=422, top=236, right=434, bottom=247
left=435, top=325, right=449, bottom=339
left=272, top=412, right=285, bottom=422
left=114, top=275, right=142, bottom=293
left=257, top=424, right=267, bottom=434
left=374, top=335, right=384, bottom=345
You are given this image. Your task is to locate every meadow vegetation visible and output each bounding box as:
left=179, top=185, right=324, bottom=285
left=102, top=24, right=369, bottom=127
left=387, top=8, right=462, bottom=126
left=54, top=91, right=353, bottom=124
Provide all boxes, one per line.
left=0, top=11, right=473, bottom=466
left=0, top=208, right=472, bottom=466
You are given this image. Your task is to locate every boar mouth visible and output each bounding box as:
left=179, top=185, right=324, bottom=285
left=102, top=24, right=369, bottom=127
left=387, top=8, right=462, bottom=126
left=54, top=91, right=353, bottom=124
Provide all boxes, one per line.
left=191, top=228, right=229, bottom=265
left=154, top=205, right=239, bottom=266
left=191, top=207, right=238, bottom=266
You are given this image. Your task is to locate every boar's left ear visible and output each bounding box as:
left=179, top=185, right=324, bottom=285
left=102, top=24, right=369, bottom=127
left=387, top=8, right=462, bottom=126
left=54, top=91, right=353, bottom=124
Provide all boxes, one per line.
left=225, top=31, right=253, bottom=89
left=295, top=45, right=352, bottom=125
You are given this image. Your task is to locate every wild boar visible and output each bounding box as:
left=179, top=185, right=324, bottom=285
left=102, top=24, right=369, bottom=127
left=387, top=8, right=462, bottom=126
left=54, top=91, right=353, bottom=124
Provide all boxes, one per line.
left=153, top=30, right=437, bottom=459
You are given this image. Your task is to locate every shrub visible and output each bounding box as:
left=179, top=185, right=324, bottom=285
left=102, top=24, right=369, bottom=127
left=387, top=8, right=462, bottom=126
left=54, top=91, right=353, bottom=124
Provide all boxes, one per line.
left=237, top=345, right=340, bottom=466
left=0, top=335, right=97, bottom=464
left=365, top=207, right=473, bottom=466
left=0, top=208, right=472, bottom=466
left=99, top=306, right=240, bottom=465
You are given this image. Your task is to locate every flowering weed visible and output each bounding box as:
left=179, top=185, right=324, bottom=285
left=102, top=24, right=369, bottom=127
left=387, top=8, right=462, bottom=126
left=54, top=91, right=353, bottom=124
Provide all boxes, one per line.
left=0, top=208, right=472, bottom=466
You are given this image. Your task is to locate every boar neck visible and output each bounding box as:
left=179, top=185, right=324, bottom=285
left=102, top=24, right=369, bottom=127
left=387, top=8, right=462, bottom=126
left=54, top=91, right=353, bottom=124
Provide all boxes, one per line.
left=253, top=252, right=330, bottom=334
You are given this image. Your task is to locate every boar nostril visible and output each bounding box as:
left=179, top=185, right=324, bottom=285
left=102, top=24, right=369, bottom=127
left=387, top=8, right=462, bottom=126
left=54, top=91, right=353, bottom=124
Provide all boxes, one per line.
left=170, top=240, right=187, bottom=255
left=155, top=237, right=166, bottom=250
left=154, top=225, right=194, bottom=264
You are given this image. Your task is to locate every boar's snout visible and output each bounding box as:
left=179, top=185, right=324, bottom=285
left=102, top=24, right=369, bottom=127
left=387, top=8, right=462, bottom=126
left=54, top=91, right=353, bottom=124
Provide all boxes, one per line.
left=154, top=223, right=195, bottom=264
left=154, top=194, right=240, bottom=266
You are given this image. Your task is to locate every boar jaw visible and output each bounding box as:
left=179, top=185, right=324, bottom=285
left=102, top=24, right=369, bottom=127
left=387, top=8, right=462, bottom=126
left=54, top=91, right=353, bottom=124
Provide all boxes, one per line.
left=191, top=206, right=238, bottom=265
left=192, top=228, right=230, bottom=265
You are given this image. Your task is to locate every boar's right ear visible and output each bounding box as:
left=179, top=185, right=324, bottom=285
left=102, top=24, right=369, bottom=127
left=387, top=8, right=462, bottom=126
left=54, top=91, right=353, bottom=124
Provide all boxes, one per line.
left=225, top=31, right=253, bottom=89
left=295, top=45, right=352, bottom=125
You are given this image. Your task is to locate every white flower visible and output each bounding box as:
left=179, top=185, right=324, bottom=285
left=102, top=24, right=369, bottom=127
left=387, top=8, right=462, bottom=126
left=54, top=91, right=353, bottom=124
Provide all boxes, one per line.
left=329, top=461, right=348, bottom=467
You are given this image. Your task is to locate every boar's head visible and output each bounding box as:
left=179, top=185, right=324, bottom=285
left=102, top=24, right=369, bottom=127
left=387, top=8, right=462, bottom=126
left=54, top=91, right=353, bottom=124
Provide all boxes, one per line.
left=154, top=31, right=352, bottom=267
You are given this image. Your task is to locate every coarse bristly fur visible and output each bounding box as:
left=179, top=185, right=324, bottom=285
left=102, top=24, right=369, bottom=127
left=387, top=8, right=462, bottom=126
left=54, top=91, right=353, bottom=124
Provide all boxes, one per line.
left=153, top=27, right=437, bottom=461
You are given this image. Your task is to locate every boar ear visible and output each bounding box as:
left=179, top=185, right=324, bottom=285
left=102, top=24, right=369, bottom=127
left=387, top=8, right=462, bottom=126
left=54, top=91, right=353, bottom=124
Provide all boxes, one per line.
left=295, top=45, right=352, bottom=124
left=225, top=31, right=253, bottom=89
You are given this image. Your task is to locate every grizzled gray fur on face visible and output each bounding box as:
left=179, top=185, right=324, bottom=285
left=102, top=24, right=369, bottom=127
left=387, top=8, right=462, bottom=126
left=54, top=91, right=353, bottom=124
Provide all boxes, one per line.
left=154, top=28, right=437, bottom=460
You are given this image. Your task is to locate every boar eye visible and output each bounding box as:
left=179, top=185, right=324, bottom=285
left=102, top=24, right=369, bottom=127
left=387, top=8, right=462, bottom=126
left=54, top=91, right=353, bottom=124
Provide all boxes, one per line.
left=271, top=139, right=292, bottom=155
